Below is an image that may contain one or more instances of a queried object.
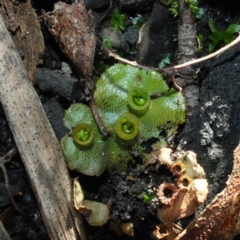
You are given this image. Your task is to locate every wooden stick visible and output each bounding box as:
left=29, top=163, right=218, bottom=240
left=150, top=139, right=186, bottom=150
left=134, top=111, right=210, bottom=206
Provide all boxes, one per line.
left=0, top=18, right=86, bottom=240
left=0, top=220, right=12, bottom=240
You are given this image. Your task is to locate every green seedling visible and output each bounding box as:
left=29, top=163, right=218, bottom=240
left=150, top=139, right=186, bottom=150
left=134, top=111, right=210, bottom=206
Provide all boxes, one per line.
left=185, top=0, right=205, bottom=19
left=137, top=192, right=155, bottom=203
left=167, top=0, right=179, bottom=18
left=110, top=7, right=126, bottom=31
left=167, top=0, right=204, bottom=19
left=103, top=37, right=112, bottom=49
left=158, top=53, right=173, bottom=68
left=143, top=194, right=155, bottom=203
left=208, top=19, right=240, bottom=52
left=131, top=16, right=148, bottom=29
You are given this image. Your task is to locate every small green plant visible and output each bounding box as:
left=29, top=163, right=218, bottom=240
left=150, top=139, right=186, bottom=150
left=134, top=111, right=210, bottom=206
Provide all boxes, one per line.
left=61, top=64, right=186, bottom=176
left=158, top=53, right=173, bottom=68
left=185, top=0, right=205, bottom=19
left=208, top=19, right=240, bottom=52
left=142, top=193, right=155, bottom=203
left=110, top=7, right=126, bottom=31
left=103, top=37, right=112, bottom=49
left=167, top=0, right=179, bottom=18
left=94, top=62, right=109, bottom=75
left=131, top=16, right=148, bottom=29
left=167, top=0, right=204, bottom=19
left=129, top=45, right=137, bottom=55
left=138, top=192, right=155, bottom=203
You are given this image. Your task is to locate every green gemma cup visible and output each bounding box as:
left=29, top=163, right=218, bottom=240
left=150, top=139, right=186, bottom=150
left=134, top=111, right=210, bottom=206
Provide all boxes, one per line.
left=127, top=87, right=151, bottom=115
left=73, top=123, right=94, bottom=146
left=115, top=113, right=139, bottom=140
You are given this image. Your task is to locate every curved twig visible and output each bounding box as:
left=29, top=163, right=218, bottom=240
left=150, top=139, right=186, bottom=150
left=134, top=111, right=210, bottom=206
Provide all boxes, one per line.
left=99, top=33, right=240, bottom=74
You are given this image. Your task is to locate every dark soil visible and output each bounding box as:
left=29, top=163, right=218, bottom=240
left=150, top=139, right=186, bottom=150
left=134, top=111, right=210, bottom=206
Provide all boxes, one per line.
left=1, top=0, right=240, bottom=240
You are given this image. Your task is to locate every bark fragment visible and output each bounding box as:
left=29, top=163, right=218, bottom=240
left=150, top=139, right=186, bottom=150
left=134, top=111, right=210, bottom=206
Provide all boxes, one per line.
left=42, top=1, right=96, bottom=79
left=175, top=0, right=199, bottom=119
left=0, top=0, right=44, bottom=81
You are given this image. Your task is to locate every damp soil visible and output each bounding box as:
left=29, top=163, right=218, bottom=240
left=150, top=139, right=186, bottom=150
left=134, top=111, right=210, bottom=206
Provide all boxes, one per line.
left=1, top=0, right=240, bottom=240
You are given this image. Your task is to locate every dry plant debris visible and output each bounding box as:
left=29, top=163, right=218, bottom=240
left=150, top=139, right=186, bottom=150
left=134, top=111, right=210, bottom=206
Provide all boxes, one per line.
left=175, top=141, right=240, bottom=240
left=73, top=178, right=110, bottom=226
left=152, top=149, right=208, bottom=240
left=42, top=0, right=96, bottom=79
left=0, top=148, right=23, bottom=214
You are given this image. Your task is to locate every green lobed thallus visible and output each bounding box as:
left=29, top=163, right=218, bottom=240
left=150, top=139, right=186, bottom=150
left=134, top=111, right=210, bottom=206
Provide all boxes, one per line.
left=61, top=64, right=186, bottom=176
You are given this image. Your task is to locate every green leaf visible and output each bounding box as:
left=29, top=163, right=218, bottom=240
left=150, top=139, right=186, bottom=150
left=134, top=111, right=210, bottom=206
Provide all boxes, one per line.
left=209, top=31, right=224, bottom=42
left=226, top=24, right=240, bottom=34
left=208, top=42, right=217, bottom=53
left=208, top=19, right=240, bottom=51
left=221, top=32, right=235, bottom=43
left=208, top=19, right=223, bottom=33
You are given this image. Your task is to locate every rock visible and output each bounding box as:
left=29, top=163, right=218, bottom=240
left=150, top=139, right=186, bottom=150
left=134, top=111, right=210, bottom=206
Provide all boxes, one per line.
left=43, top=99, right=69, bottom=140
left=136, top=3, right=176, bottom=67
left=0, top=183, right=20, bottom=208
left=120, top=0, right=154, bottom=8
left=101, top=27, right=129, bottom=52
left=178, top=44, right=240, bottom=201
left=83, top=0, right=110, bottom=10
left=36, top=68, right=83, bottom=101
left=123, top=25, right=139, bottom=45
left=61, top=62, right=72, bottom=76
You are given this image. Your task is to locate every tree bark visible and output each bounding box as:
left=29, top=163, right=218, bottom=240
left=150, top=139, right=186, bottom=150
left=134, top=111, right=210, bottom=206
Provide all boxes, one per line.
left=0, top=0, right=44, bottom=81
left=176, top=0, right=199, bottom=119
left=0, top=17, right=86, bottom=240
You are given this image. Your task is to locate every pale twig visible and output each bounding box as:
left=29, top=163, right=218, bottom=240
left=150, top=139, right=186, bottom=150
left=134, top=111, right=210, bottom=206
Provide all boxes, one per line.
left=172, top=75, right=182, bottom=93
left=89, top=98, right=109, bottom=138
left=0, top=147, right=24, bottom=215
left=100, top=33, right=240, bottom=73
left=168, top=33, right=240, bottom=70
